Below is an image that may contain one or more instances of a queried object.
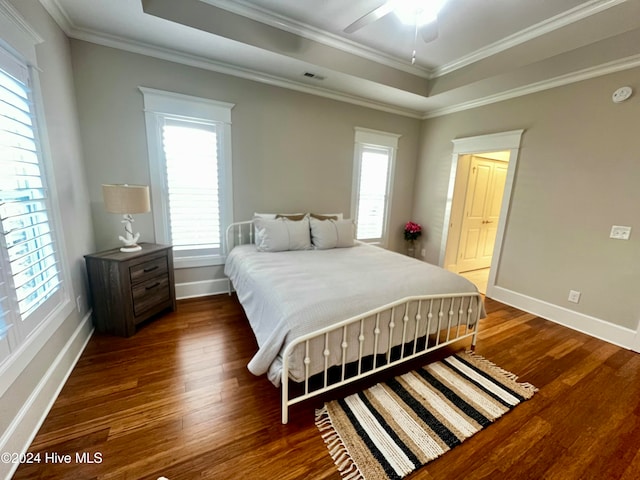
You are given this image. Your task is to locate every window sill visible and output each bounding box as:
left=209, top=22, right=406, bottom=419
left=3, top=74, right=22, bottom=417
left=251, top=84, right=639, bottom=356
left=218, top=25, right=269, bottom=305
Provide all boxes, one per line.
left=173, top=254, right=226, bottom=269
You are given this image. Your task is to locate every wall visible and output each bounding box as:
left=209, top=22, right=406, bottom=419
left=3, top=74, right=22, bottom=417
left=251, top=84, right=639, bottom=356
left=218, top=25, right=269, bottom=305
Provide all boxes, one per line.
left=0, top=2, right=94, bottom=479
left=69, top=41, right=421, bottom=296
left=414, top=66, right=640, bottom=334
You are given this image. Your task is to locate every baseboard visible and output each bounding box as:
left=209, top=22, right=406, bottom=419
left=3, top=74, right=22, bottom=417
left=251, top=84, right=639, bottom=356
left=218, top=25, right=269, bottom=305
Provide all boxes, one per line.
left=0, top=311, right=94, bottom=480
left=488, top=285, right=635, bottom=349
left=175, top=278, right=229, bottom=299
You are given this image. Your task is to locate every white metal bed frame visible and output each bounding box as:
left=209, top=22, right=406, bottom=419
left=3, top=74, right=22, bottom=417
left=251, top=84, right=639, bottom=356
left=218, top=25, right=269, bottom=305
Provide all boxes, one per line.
left=225, top=221, right=483, bottom=424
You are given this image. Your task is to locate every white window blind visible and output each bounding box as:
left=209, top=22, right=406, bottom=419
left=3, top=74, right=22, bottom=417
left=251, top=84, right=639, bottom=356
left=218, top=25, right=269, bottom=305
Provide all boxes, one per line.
left=0, top=46, right=62, bottom=354
left=140, top=87, right=234, bottom=268
left=352, top=128, right=400, bottom=246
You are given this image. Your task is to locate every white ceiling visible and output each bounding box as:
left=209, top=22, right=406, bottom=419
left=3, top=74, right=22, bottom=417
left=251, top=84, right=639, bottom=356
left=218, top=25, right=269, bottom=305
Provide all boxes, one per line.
left=40, top=0, right=640, bottom=118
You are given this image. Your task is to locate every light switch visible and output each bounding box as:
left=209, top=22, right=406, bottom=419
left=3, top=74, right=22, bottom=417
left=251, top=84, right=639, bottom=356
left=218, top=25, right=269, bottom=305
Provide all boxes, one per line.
left=610, top=225, right=631, bottom=240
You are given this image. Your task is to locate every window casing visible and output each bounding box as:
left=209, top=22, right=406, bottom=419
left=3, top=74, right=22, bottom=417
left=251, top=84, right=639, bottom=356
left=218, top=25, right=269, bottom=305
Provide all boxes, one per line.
left=0, top=43, right=67, bottom=366
left=351, top=127, right=400, bottom=246
left=140, top=87, right=234, bottom=268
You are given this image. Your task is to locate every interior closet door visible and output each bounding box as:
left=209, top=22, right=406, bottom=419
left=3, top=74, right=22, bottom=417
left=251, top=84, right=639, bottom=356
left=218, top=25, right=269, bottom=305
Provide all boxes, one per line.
left=457, top=157, right=507, bottom=272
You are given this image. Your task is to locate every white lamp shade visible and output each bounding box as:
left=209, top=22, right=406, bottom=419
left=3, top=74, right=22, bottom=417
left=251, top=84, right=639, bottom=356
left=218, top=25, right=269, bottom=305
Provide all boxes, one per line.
left=102, top=184, right=151, bottom=214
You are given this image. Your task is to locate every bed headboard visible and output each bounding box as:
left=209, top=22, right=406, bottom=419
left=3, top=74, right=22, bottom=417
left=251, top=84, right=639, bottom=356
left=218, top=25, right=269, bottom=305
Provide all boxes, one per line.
left=225, top=221, right=255, bottom=254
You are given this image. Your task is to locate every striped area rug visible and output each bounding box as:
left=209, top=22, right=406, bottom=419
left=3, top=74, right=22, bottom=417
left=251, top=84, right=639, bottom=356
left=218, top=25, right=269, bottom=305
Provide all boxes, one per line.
left=316, top=351, right=537, bottom=480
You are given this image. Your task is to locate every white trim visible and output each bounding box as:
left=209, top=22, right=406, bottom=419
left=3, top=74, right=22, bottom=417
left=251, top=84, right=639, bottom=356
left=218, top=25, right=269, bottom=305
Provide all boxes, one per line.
left=433, top=0, right=627, bottom=77
left=633, top=320, right=640, bottom=353
left=38, top=0, right=640, bottom=120
left=172, top=253, right=226, bottom=269
left=425, top=53, right=640, bottom=119
left=140, top=87, right=235, bottom=266
left=354, top=127, right=401, bottom=148
left=441, top=130, right=524, bottom=278
left=0, top=312, right=93, bottom=480
left=41, top=13, right=425, bottom=119
left=200, top=0, right=431, bottom=78
left=451, top=130, right=524, bottom=155
left=0, top=0, right=42, bottom=65
left=175, top=278, right=229, bottom=299
left=490, top=286, right=635, bottom=349
left=139, top=86, right=234, bottom=122
left=351, top=128, right=400, bottom=247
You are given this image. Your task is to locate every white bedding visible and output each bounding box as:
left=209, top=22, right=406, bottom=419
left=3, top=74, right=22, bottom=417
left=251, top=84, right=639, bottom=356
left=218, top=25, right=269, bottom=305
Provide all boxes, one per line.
left=224, top=242, right=483, bottom=386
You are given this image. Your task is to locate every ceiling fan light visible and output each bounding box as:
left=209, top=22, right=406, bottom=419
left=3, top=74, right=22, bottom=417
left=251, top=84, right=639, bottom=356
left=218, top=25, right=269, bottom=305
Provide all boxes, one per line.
left=392, top=0, right=448, bottom=26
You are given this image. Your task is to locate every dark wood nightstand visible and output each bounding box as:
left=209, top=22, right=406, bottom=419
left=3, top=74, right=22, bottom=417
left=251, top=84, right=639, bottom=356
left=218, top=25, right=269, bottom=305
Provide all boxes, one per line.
left=84, top=243, right=176, bottom=337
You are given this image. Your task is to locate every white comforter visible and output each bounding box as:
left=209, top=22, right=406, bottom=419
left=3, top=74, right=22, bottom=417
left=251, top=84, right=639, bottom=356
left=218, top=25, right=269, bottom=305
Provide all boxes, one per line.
left=224, top=243, right=482, bottom=386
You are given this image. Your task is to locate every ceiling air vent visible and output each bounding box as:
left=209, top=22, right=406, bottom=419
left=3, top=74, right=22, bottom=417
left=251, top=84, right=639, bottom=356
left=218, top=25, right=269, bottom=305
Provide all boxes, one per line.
left=303, top=72, right=325, bottom=80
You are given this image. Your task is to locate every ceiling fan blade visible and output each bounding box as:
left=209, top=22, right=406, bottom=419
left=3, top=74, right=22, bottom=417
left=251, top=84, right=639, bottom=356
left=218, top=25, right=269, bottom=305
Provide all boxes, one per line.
left=344, top=2, right=395, bottom=34
left=419, top=21, right=438, bottom=43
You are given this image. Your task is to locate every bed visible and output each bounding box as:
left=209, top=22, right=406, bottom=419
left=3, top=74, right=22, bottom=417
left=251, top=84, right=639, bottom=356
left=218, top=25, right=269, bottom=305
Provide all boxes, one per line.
left=224, top=217, right=484, bottom=423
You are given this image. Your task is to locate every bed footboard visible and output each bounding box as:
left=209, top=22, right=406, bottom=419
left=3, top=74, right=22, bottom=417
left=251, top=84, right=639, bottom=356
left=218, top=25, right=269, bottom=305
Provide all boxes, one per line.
left=280, top=292, right=482, bottom=424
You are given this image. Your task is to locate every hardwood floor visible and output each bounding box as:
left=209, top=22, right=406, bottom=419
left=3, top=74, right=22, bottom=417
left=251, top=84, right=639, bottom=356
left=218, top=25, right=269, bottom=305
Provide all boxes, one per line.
left=14, top=295, right=640, bottom=480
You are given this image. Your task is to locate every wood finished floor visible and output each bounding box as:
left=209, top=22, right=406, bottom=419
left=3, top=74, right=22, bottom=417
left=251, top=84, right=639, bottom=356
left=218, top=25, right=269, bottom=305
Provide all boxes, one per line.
left=14, top=295, right=640, bottom=480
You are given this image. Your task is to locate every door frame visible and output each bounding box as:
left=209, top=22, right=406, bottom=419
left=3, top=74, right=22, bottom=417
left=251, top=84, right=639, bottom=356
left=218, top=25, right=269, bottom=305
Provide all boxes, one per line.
left=439, top=130, right=524, bottom=297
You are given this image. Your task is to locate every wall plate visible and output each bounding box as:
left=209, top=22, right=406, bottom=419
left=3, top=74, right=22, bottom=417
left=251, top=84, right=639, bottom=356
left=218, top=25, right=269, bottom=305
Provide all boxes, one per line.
left=612, top=86, right=633, bottom=103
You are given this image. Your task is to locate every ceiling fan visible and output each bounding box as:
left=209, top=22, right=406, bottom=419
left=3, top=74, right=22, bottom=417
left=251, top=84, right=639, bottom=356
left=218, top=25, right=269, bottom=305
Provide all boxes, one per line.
left=343, top=0, right=449, bottom=63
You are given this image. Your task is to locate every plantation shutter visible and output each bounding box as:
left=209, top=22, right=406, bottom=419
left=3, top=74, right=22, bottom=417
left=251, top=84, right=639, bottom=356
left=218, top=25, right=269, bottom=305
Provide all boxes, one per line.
left=161, top=118, right=221, bottom=251
left=0, top=46, right=61, bottom=350
left=355, top=146, right=391, bottom=240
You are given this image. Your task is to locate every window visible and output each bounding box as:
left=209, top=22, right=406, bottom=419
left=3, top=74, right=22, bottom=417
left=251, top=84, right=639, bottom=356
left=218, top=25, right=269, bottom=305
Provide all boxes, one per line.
left=351, top=127, right=400, bottom=246
left=0, top=45, right=66, bottom=362
left=140, top=87, right=234, bottom=268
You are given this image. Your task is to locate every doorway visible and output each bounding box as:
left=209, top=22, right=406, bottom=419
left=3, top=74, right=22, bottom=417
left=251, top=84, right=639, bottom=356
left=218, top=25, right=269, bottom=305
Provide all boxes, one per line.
left=439, top=130, right=524, bottom=297
left=455, top=152, right=509, bottom=292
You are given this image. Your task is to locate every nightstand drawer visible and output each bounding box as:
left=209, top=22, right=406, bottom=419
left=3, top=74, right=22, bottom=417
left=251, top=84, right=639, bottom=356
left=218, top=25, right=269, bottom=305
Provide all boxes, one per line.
left=132, top=274, right=171, bottom=317
left=129, top=256, right=168, bottom=285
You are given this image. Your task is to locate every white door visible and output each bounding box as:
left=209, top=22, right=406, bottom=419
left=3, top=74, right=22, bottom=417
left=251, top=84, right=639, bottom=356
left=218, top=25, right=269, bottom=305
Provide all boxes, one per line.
left=457, top=157, right=507, bottom=272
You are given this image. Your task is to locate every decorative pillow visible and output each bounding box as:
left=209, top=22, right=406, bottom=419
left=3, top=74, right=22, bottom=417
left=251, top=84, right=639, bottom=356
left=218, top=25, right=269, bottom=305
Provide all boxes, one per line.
left=275, top=213, right=307, bottom=221
left=310, top=213, right=343, bottom=221
left=254, top=217, right=312, bottom=252
left=254, top=212, right=305, bottom=220
left=310, top=218, right=355, bottom=249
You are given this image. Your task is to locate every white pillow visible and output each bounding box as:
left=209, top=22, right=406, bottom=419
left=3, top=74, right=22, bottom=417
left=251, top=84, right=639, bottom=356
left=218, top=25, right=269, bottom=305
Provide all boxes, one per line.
left=254, top=217, right=312, bottom=252
left=310, top=218, right=355, bottom=249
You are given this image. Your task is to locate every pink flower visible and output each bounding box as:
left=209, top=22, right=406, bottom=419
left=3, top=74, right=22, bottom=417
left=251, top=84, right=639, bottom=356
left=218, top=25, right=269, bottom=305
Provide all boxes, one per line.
left=404, top=221, right=422, bottom=241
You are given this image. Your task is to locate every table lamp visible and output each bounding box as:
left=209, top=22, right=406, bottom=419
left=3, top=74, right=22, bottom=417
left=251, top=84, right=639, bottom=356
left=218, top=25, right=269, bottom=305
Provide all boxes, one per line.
left=102, top=184, right=151, bottom=252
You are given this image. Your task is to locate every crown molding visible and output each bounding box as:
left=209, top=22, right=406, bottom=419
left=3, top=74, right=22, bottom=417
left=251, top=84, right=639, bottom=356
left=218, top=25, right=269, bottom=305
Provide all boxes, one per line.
left=432, top=0, right=628, bottom=78
left=38, top=0, right=74, bottom=32
left=424, top=52, right=640, bottom=119
left=0, top=0, right=44, bottom=44
left=200, top=0, right=432, bottom=78
left=37, top=0, right=639, bottom=121
left=61, top=23, right=425, bottom=119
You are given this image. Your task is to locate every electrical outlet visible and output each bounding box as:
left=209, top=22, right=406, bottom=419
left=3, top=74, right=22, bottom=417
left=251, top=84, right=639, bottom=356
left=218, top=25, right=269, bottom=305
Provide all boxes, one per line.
left=610, top=225, right=631, bottom=240
left=421, top=248, right=426, bottom=257
left=568, top=290, right=581, bottom=304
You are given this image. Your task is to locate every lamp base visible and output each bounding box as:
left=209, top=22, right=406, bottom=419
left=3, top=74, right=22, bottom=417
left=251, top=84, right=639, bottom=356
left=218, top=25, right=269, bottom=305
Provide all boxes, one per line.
left=120, top=244, right=142, bottom=253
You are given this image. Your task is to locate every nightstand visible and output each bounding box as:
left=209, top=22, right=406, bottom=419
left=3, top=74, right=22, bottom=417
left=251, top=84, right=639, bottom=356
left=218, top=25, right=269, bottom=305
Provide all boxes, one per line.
left=84, top=243, right=176, bottom=337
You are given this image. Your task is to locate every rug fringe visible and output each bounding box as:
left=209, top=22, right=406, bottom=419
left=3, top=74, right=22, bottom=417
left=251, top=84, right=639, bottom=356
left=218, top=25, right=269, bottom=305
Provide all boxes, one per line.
left=315, top=407, right=365, bottom=480
left=464, top=350, right=539, bottom=397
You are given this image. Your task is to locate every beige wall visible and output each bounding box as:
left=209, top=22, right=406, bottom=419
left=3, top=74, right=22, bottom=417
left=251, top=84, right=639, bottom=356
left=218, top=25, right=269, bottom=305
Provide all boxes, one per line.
left=414, top=67, right=640, bottom=330
left=1, top=1, right=94, bottom=477
left=69, top=41, right=421, bottom=287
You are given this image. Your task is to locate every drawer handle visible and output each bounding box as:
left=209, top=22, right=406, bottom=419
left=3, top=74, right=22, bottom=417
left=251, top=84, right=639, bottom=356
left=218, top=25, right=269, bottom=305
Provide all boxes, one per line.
left=145, top=282, right=161, bottom=290
left=143, top=266, right=159, bottom=273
